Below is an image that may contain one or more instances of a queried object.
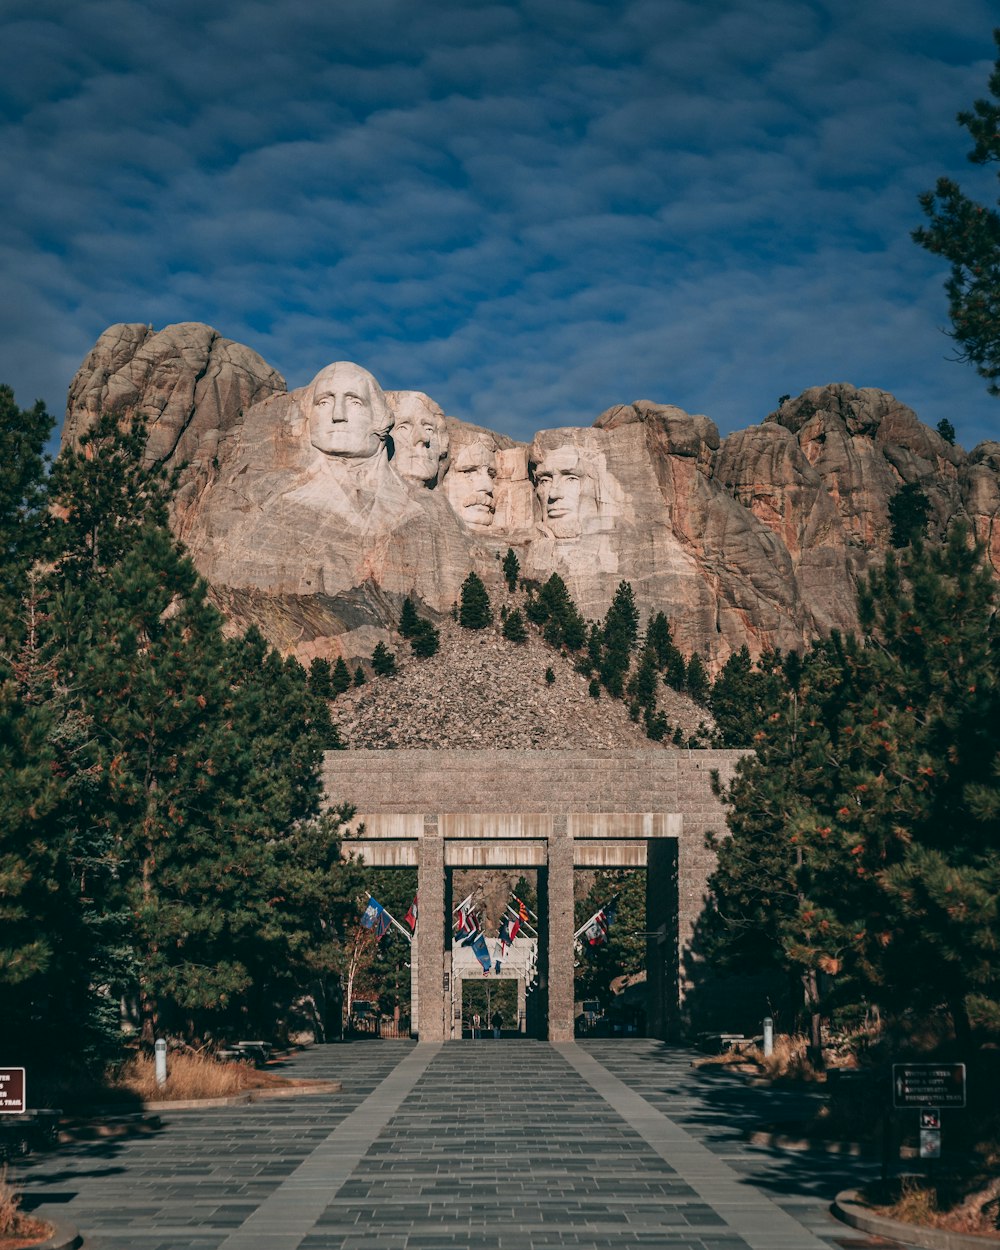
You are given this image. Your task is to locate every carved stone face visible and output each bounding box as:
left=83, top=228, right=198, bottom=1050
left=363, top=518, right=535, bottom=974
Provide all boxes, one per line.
left=534, top=447, right=599, bottom=538
left=307, top=362, right=391, bottom=460
left=392, top=395, right=449, bottom=486
left=445, top=441, right=497, bottom=528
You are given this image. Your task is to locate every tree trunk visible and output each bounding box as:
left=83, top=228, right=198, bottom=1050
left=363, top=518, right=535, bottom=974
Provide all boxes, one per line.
left=802, top=969, right=824, bottom=1068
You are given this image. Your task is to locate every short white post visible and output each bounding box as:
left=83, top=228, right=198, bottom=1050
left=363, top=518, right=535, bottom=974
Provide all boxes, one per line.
left=154, top=1037, right=168, bottom=1088
left=762, top=1016, right=774, bottom=1057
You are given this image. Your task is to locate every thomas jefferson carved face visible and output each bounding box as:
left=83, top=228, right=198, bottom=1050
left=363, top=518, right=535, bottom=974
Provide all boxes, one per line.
left=307, top=362, right=392, bottom=460
left=445, top=441, right=497, bottom=528
left=534, top=447, right=599, bottom=538
left=391, top=394, right=449, bottom=486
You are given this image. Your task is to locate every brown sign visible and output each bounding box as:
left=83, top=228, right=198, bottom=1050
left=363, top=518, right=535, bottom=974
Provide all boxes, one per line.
left=0, top=1068, right=26, bottom=1114
left=893, top=1063, right=966, bottom=1108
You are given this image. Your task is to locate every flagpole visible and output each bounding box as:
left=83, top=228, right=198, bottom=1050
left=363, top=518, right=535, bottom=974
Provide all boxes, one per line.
left=361, top=894, right=413, bottom=944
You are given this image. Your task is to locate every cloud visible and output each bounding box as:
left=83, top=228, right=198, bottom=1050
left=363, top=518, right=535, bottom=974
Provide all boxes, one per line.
left=0, top=0, right=998, bottom=458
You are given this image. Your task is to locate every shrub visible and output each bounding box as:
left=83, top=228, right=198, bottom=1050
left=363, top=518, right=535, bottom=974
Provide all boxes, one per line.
left=502, top=608, right=528, bottom=643
left=371, top=642, right=397, bottom=676
left=544, top=666, right=555, bottom=685
left=410, top=619, right=440, bottom=658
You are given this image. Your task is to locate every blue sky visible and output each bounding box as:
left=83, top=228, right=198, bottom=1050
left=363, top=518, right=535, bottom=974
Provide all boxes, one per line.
left=2, top=0, right=1000, bottom=451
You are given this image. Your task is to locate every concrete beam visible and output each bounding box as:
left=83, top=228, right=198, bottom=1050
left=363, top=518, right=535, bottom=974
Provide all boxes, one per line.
left=445, top=841, right=548, bottom=867
left=341, top=840, right=419, bottom=867
left=573, top=841, right=648, bottom=867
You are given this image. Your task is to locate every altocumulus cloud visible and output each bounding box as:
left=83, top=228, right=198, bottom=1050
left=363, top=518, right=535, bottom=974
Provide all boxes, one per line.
left=1, top=0, right=999, bottom=449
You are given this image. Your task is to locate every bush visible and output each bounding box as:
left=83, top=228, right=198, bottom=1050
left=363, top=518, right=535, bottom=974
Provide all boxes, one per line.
left=354, top=664, right=366, bottom=686
left=588, top=678, right=601, bottom=699
left=544, top=666, right=555, bottom=685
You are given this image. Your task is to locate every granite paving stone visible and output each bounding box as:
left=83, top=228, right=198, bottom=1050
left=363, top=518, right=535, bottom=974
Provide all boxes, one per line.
left=12, top=1039, right=907, bottom=1250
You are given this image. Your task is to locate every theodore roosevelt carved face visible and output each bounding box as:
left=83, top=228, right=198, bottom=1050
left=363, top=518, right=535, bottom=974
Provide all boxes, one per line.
left=533, top=446, right=600, bottom=538
left=390, top=393, right=450, bottom=487
left=445, top=440, right=497, bottom=528
left=307, top=362, right=393, bottom=461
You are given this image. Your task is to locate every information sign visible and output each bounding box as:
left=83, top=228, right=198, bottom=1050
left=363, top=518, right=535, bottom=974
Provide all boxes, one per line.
left=892, top=1063, right=965, bottom=1108
left=920, top=1129, right=942, bottom=1159
left=0, top=1068, right=26, bottom=1114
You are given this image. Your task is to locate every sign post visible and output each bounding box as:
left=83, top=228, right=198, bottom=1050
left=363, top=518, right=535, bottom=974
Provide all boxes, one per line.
left=0, top=1068, right=26, bottom=1115
left=892, top=1064, right=965, bottom=1172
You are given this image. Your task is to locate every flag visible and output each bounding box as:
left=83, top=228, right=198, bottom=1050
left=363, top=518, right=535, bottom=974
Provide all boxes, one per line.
left=361, top=896, right=390, bottom=939
left=498, top=916, right=512, bottom=955
left=470, top=931, right=492, bottom=973
left=494, top=959, right=502, bottom=976
left=405, top=892, right=418, bottom=932
left=508, top=916, right=522, bottom=943
left=454, top=903, right=478, bottom=937
left=583, top=899, right=617, bottom=947
left=515, top=896, right=530, bottom=924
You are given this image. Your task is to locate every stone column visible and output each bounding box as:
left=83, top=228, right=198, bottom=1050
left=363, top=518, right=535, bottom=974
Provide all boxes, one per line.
left=646, top=837, right=680, bottom=1040
left=546, top=816, right=575, bottom=1042
left=517, top=978, right=526, bottom=1032
left=416, top=815, right=446, bottom=1041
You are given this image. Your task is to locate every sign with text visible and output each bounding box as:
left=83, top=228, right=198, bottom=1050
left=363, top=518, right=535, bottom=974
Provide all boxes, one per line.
left=0, top=1068, right=26, bottom=1114
left=893, top=1063, right=966, bottom=1108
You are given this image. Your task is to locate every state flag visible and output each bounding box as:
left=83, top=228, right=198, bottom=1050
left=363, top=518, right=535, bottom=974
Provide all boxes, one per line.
left=361, top=896, right=390, bottom=939
left=470, top=931, right=492, bottom=973
left=405, top=893, right=418, bottom=932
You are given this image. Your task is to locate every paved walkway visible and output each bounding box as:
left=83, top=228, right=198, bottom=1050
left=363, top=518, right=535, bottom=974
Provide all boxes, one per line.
left=16, top=1041, right=900, bottom=1250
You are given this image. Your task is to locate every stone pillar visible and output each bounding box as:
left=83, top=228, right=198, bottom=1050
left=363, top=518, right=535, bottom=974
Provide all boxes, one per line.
left=416, top=815, right=446, bottom=1041
left=646, top=837, right=680, bottom=1040
left=517, top=978, right=526, bottom=1032
left=410, top=928, right=419, bottom=1036
left=546, top=816, right=575, bottom=1042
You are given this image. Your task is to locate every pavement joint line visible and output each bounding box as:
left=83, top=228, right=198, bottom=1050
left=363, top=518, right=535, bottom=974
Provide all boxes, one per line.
left=213, top=1043, right=440, bottom=1250
left=554, top=1042, right=831, bottom=1250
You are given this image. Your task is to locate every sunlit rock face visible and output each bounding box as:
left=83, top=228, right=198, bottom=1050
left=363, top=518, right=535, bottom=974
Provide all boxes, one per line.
left=65, top=325, right=1000, bottom=665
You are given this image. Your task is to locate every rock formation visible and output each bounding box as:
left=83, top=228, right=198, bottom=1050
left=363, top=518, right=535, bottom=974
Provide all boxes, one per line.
left=63, top=323, right=1000, bottom=666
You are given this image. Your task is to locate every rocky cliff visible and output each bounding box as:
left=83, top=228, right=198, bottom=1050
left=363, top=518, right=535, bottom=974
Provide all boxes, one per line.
left=63, top=322, right=1000, bottom=667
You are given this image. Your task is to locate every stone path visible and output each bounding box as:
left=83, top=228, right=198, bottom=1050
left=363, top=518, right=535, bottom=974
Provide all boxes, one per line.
left=16, top=1040, right=903, bottom=1250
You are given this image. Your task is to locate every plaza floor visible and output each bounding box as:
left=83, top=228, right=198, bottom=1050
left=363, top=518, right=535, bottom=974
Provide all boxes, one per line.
left=15, top=1040, right=907, bottom=1250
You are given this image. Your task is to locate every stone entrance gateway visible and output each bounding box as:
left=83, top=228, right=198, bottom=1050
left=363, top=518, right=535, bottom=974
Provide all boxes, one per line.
left=323, top=748, right=745, bottom=1042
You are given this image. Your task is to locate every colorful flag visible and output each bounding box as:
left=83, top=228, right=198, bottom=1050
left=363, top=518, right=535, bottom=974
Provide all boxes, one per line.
left=508, top=915, right=522, bottom=943
left=361, top=896, right=390, bottom=939
left=470, top=931, right=492, bottom=973
left=583, top=899, right=617, bottom=947
left=498, top=916, right=512, bottom=954
left=405, top=892, right=418, bottom=932
left=515, top=896, right=530, bottom=924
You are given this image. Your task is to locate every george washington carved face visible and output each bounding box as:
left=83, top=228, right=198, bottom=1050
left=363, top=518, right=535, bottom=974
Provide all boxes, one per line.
left=306, top=362, right=392, bottom=460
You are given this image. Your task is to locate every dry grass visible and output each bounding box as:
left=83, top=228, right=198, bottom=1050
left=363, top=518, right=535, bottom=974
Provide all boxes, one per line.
left=865, top=1175, right=1000, bottom=1238
left=695, top=1033, right=826, bottom=1083
left=111, top=1051, right=293, bottom=1102
left=0, top=1166, right=50, bottom=1246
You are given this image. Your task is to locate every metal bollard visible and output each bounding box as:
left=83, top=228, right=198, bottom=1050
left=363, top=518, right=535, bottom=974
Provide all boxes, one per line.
left=762, top=1016, right=774, bottom=1057
left=154, top=1037, right=168, bottom=1088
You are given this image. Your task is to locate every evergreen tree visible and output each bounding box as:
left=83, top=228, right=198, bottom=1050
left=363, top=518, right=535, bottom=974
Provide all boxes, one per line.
left=502, top=547, right=520, bottom=592
left=913, top=29, right=1000, bottom=394
left=410, top=618, right=440, bottom=658
left=889, top=482, right=932, bottom=548
left=588, top=678, right=601, bottom=698
left=0, top=387, right=52, bottom=638
left=371, top=641, right=397, bottom=676
left=685, top=653, right=710, bottom=704
left=308, top=657, right=334, bottom=698
left=646, top=611, right=684, bottom=675
left=354, top=664, right=367, bottom=686
left=502, top=608, right=528, bottom=642
left=664, top=650, right=687, bottom=692
left=544, top=666, right=555, bottom=685
left=399, top=596, right=420, bottom=639
left=709, top=646, right=785, bottom=747
left=627, top=643, right=659, bottom=711
left=936, top=418, right=957, bottom=445
left=459, top=571, right=492, bottom=629
left=524, top=593, right=547, bottom=625
left=331, top=656, right=353, bottom=696
left=603, top=581, right=640, bottom=650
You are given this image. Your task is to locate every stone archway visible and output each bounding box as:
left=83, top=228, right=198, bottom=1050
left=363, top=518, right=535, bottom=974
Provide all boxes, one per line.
left=329, top=748, right=746, bottom=1041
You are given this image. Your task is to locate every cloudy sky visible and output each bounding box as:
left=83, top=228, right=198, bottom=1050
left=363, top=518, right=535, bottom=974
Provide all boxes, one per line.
left=2, top=0, right=1000, bottom=450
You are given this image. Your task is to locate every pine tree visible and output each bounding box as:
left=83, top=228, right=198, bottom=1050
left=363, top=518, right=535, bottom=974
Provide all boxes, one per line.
left=308, top=657, right=334, bottom=698
left=502, top=547, right=520, bottom=592
left=0, top=387, right=52, bottom=640
left=410, top=618, right=440, bottom=658
left=646, top=611, right=684, bottom=675
left=685, top=653, right=710, bottom=704
left=627, top=643, right=658, bottom=711
left=709, top=646, right=785, bottom=746
left=371, top=641, right=397, bottom=676
left=936, top=418, right=957, bottom=445
left=459, top=571, right=492, bottom=629
left=331, top=656, right=353, bottom=696
left=889, top=482, right=932, bottom=548
left=502, top=608, right=528, bottom=642
left=913, top=29, right=1000, bottom=395
left=354, top=664, right=367, bottom=686
left=603, top=581, right=639, bottom=649
left=399, top=596, right=420, bottom=639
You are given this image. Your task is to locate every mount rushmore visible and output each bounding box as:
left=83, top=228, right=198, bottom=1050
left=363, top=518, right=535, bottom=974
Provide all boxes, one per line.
left=63, top=321, right=1000, bottom=666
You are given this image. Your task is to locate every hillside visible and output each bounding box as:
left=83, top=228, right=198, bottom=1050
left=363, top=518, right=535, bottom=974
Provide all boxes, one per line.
left=330, top=618, right=711, bottom=750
